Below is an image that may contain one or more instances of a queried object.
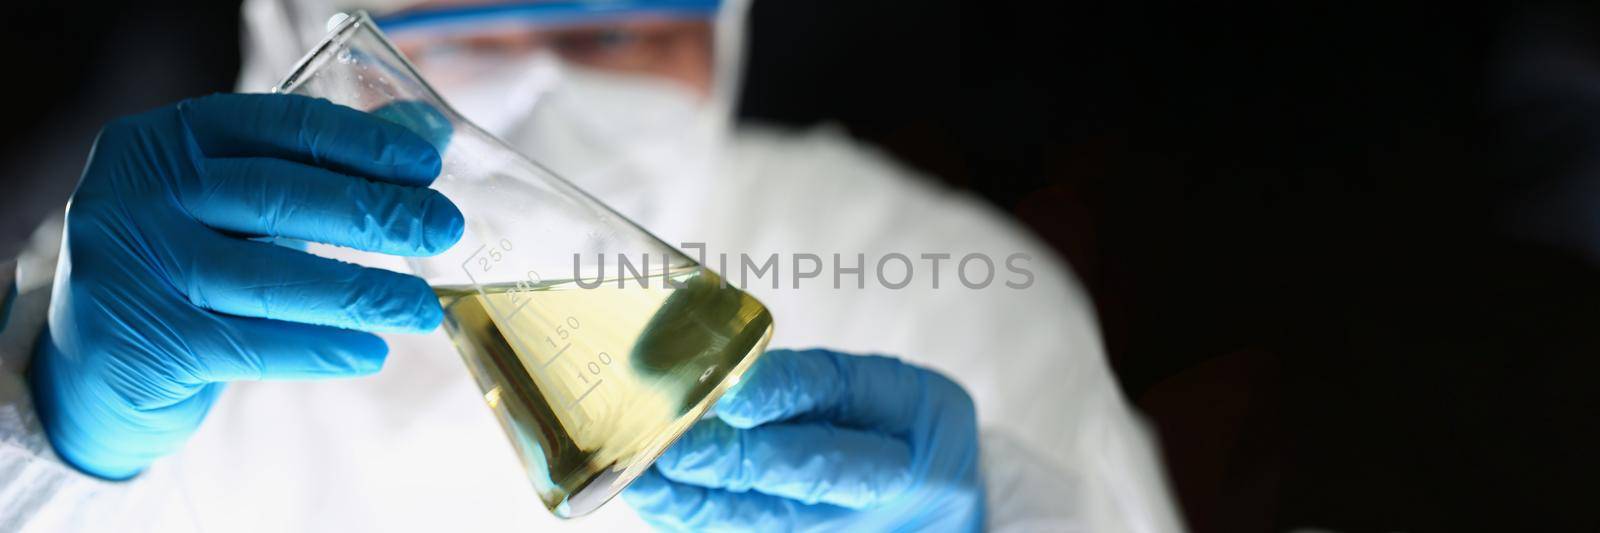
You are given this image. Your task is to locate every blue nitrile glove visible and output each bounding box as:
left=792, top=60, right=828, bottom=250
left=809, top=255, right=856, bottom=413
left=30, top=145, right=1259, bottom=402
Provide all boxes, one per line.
left=623, top=348, right=984, bottom=532
left=28, top=93, right=463, bottom=480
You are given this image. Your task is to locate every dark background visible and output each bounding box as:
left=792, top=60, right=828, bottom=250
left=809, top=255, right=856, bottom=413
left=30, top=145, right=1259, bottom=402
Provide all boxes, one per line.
left=5, top=1, right=1598, bottom=531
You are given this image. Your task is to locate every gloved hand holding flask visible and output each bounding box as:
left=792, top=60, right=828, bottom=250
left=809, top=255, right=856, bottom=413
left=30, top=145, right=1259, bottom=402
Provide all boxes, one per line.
left=30, top=93, right=463, bottom=480
left=624, top=348, right=985, bottom=532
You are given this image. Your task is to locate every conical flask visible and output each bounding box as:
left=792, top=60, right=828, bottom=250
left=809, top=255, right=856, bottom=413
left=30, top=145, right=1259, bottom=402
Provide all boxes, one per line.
left=273, top=11, right=773, bottom=518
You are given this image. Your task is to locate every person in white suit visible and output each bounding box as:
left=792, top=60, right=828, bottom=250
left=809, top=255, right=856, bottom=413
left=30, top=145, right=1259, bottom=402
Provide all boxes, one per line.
left=0, top=0, right=1183, bottom=531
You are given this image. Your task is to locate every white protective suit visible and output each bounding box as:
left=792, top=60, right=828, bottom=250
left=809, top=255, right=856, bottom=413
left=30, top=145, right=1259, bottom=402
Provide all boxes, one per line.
left=0, top=0, right=1185, bottom=531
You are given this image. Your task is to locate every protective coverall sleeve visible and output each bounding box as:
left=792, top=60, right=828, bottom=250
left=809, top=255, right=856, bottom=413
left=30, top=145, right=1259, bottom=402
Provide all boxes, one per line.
left=978, top=429, right=1089, bottom=532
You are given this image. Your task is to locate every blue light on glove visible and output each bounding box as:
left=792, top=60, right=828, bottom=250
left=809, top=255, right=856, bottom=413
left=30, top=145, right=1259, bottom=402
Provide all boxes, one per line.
left=28, top=94, right=463, bottom=480
left=623, top=348, right=985, bottom=532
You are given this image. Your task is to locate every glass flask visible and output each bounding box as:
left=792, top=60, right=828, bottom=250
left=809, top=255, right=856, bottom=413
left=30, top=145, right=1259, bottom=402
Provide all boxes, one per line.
left=273, top=11, right=773, bottom=518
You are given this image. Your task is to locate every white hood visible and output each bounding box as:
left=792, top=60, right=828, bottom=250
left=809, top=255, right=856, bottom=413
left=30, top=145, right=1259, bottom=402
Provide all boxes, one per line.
left=235, top=0, right=749, bottom=126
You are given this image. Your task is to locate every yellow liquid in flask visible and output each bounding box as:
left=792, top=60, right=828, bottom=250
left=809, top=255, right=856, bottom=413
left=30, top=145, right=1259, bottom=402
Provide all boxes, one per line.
left=434, top=268, right=773, bottom=518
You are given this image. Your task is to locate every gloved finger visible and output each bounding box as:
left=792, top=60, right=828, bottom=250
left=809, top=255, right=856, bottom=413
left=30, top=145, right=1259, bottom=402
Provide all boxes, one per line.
left=177, top=94, right=441, bottom=185
left=168, top=228, right=442, bottom=333
left=652, top=418, right=914, bottom=509
left=714, top=348, right=926, bottom=434
left=182, top=314, right=388, bottom=382
left=371, top=100, right=454, bottom=154
left=624, top=468, right=855, bottom=532
left=249, top=236, right=309, bottom=251
left=188, top=158, right=463, bottom=256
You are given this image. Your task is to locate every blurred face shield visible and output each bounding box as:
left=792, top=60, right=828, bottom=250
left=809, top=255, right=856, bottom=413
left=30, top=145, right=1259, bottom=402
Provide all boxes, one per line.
left=374, top=1, right=724, bottom=214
